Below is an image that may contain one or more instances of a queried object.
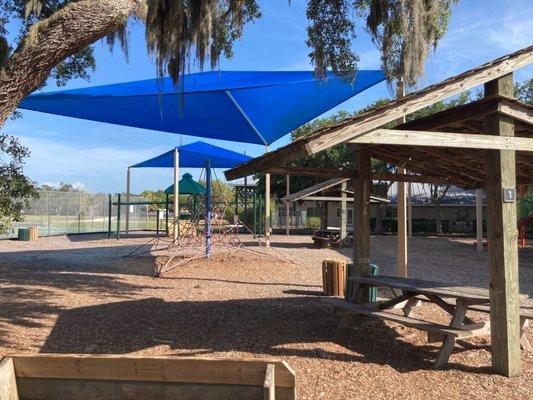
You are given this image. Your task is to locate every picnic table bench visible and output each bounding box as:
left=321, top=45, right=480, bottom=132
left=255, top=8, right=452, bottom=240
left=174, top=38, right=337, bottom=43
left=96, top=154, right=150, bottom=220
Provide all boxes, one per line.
left=323, top=275, right=533, bottom=368
left=312, top=230, right=352, bottom=247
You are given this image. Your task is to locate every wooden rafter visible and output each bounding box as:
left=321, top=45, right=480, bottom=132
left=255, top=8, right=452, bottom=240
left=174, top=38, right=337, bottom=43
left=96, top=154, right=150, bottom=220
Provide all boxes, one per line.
left=225, top=46, right=533, bottom=181
left=348, top=128, right=533, bottom=150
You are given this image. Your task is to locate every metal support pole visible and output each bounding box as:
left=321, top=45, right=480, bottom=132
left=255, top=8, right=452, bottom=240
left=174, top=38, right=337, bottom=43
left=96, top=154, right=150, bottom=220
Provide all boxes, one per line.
left=125, top=167, right=131, bottom=234
left=265, top=173, right=271, bottom=246
left=165, top=193, right=169, bottom=235
left=244, top=175, right=248, bottom=226
left=173, top=148, right=180, bottom=243
left=116, top=193, right=121, bottom=240
left=107, top=194, right=112, bottom=239
left=252, top=190, right=257, bottom=238
left=205, top=159, right=212, bottom=259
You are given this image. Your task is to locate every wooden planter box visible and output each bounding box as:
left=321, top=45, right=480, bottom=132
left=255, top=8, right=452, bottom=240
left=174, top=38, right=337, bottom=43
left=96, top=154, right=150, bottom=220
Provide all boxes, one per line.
left=0, top=354, right=296, bottom=400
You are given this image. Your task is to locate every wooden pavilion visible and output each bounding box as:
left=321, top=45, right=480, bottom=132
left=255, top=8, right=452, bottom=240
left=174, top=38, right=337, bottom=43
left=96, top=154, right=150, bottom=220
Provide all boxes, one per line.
left=225, top=46, right=533, bottom=376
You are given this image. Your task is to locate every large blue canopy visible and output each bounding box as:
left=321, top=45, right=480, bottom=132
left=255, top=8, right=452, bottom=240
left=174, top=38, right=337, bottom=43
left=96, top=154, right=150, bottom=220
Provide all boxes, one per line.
left=130, top=140, right=251, bottom=169
left=19, top=70, right=385, bottom=145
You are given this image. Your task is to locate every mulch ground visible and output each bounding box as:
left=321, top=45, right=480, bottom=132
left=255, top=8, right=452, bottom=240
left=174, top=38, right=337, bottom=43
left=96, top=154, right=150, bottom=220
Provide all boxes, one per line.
left=0, top=233, right=532, bottom=399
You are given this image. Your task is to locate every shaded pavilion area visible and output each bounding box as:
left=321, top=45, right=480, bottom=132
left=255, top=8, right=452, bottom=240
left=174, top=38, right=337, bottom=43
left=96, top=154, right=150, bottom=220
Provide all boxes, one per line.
left=226, top=46, right=533, bottom=376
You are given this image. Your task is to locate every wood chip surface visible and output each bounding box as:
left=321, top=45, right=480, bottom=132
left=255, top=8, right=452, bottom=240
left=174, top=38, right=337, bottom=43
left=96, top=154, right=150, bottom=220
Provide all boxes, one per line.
left=0, top=233, right=532, bottom=399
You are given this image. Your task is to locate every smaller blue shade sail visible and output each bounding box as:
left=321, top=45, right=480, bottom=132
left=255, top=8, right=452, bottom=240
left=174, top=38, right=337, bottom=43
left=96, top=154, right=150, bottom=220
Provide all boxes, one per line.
left=130, top=141, right=251, bottom=169
left=19, top=70, right=386, bottom=145
left=165, top=173, right=206, bottom=195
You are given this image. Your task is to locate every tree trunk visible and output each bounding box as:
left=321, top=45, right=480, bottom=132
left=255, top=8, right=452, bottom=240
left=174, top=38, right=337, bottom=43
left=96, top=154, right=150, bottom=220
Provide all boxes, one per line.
left=0, top=0, right=142, bottom=126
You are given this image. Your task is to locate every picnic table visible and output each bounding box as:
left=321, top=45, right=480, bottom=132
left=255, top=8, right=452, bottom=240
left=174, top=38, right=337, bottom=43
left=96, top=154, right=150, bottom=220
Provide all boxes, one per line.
left=323, top=275, right=531, bottom=368
left=311, top=229, right=352, bottom=247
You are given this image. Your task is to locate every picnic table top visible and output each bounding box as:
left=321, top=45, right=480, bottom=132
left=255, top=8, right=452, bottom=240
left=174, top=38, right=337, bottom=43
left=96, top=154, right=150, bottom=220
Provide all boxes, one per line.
left=348, top=275, right=490, bottom=302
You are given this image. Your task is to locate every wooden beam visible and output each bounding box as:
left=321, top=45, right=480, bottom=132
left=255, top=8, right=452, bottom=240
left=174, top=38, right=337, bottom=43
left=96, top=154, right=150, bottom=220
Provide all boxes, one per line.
left=397, top=171, right=408, bottom=277
left=303, top=195, right=386, bottom=203
left=9, top=354, right=296, bottom=388
left=0, top=357, right=18, bottom=400
left=340, top=181, right=347, bottom=242
left=285, top=175, right=290, bottom=236
left=224, top=46, right=533, bottom=181
left=263, top=364, right=275, bottom=400
left=354, top=148, right=372, bottom=303
left=476, top=189, right=484, bottom=253
left=485, top=73, right=521, bottom=377
left=264, top=166, right=355, bottom=178
left=498, top=98, right=533, bottom=126
left=266, top=166, right=460, bottom=185
left=397, top=96, right=500, bottom=131
left=349, top=128, right=533, bottom=151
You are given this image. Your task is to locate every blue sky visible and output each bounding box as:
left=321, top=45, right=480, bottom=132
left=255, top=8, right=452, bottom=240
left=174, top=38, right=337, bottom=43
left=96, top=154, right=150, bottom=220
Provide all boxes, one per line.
left=4, top=0, right=532, bottom=194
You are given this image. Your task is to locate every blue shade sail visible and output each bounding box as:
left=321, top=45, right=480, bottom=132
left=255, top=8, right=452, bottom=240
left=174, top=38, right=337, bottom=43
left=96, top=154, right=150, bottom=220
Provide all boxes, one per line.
left=130, top=141, right=251, bottom=169
left=19, top=70, right=386, bottom=145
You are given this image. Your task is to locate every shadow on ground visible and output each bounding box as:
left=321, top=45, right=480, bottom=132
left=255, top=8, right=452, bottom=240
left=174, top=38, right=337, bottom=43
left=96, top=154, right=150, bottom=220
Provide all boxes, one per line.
left=40, top=296, right=493, bottom=375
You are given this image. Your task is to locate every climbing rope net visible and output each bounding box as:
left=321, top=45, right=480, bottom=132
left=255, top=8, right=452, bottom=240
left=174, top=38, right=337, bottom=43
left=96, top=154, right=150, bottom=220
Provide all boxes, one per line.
left=124, top=164, right=293, bottom=276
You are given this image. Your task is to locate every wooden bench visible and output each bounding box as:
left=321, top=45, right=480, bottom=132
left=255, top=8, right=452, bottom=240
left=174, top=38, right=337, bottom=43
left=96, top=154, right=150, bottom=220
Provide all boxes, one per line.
left=410, top=295, right=533, bottom=351
left=468, top=304, right=533, bottom=351
left=323, top=297, right=484, bottom=339
left=0, top=354, right=296, bottom=400
left=311, top=230, right=351, bottom=247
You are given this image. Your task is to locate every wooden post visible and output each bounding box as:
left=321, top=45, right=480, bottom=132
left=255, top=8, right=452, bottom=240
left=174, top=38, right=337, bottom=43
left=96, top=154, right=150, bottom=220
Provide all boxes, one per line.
left=125, top=167, right=131, bottom=234
left=485, top=73, right=521, bottom=377
left=173, top=148, right=180, bottom=243
left=476, top=189, right=483, bottom=253
left=408, top=182, right=413, bottom=238
left=285, top=175, right=290, bottom=235
left=340, top=180, right=347, bottom=243
left=353, top=148, right=371, bottom=303
left=322, top=200, right=329, bottom=230
left=396, top=79, right=408, bottom=277
left=265, top=172, right=271, bottom=246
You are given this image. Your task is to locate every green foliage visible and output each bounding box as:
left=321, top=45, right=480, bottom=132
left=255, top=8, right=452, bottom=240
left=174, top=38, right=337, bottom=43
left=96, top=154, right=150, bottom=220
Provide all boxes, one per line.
left=355, top=0, right=459, bottom=86
left=306, top=0, right=358, bottom=79
left=0, top=133, right=38, bottom=233
left=305, top=216, right=321, bottom=230
left=39, top=181, right=86, bottom=192
left=515, top=79, right=532, bottom=104
left=144, top=0, right=261, bottom=83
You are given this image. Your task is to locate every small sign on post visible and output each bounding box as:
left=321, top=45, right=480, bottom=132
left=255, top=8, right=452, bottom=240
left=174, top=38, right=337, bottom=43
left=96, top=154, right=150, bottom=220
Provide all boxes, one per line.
left=503, top=188, right=516, bottom=203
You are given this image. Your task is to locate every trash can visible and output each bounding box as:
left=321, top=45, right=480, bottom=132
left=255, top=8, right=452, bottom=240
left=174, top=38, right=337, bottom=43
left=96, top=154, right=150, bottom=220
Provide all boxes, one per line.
left=345, top=263, right=378, bottom=303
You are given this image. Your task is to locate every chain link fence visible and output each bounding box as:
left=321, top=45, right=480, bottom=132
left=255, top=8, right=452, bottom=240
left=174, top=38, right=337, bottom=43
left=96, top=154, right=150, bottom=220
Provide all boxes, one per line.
left=2, top=191, right=159, bottom=239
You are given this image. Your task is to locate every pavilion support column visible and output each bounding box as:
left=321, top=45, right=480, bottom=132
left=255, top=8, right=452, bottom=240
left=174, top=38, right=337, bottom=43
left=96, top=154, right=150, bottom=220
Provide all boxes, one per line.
left=340, top=181, right=347, bottom=243
left=476, top=189, right=484, bottom=253
left=173, top=149, right=180, bottom=243
left=396, top=79, right=408, bottom=277
left=408, top=183, right=413, bottom=238
left=485, top=73, right=521, bottom=377
left=265, top=172, right=271, bottom=247
left=322, top=200, right=329, bottom=230
left=397, top=174, right=408, bottom=277
left=125, top=167, right=131, bottom=235
left=353, top=148, right=372, bottom=303
left=286, top=175, right=290, bottom=235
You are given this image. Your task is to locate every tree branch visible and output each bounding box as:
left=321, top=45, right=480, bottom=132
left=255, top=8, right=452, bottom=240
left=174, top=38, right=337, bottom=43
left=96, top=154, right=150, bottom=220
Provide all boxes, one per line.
left=0, top=0, right=143, bottom=126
